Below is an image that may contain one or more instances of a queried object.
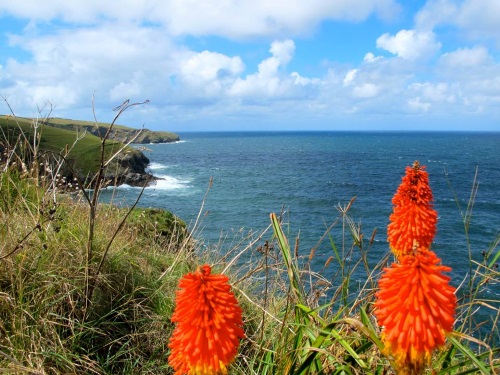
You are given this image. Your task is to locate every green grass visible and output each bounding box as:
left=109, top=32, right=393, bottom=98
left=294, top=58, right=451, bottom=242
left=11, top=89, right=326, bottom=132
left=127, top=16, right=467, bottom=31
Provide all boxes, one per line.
left=0, top=167, right=189, bottom=374
left=1, top=116, right=122, bottom=174
left=0, top=115, right=150, bottom=186
left=42, top=116, right=180, bottom=144
left=47, top=117, right=136, bottom=130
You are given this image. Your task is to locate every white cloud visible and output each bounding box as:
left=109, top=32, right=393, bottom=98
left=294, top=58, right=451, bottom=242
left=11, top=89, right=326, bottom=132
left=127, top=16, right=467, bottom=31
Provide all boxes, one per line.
left=180, top=51, right=244, bottom=81
left=229, top=40, right=310, bottom=99
left=0, top=0, right=401, bottom=39
left=363, top=52, right=383, bottom=63
left=352, top=83, right=379, bottom=98
left=343, top=69, right=357, bottom=86
left=457, top=0, right=500, bottom=36
left=163, top=50, right=247, bottom=103
left=416, top=0, right=500, bottom=43
left=408, top=97, right=431, bottom=112
left=439, top=46, right=491, bottom=68
left=109, top=72, right=144, bottom=101
left=0, top=0, right=155, bottom=23
left=376, top=29, right=441, bottom=60
left=291, top=72, right=319, bottom=86
left=258, top=40, right=295, bottom=80
left=414, top=0, right=458, bottom=31
left=341, top=68, right=379, bottom=98
left=432, top=46, right=500, bottom=114
left=2, top=24, right=186, bottom=110
left=409, top=82, right=455, bottom=103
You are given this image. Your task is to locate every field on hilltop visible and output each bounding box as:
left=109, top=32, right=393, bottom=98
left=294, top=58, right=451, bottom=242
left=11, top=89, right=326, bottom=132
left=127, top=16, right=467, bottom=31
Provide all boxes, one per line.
left=0, top=115, right=154, bottom=187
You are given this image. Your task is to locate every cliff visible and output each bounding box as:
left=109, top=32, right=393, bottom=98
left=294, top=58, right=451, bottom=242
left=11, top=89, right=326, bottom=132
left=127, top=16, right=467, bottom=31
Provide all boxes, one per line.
left=102, top=147, right=154, bottom=187
left=0, top=115, right=159, bottom=188
left=45, top=117, right=180, bottom=144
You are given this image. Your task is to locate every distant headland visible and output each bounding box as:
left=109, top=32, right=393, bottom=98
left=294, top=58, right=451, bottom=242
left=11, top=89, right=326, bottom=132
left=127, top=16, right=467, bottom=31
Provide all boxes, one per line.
left=45, top=117, right=180, bottom=144
left=0, top=115, right=179, bottom=188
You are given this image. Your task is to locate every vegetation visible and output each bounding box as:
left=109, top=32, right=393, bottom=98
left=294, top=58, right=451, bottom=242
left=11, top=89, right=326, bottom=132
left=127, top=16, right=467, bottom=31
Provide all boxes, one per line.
left=0, top=114, right=180, bottom=145
left=0, top=112, right=152, bottom=187
left=43, top=117, right=180, bottom=144
left=1, top=115, right=121, bottom=176
left=0, top=104, right=498, bottom=374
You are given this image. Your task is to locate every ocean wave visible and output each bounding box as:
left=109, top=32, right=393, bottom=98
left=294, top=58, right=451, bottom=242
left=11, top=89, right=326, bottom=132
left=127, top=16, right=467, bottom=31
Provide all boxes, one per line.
left=150, top=140, right=187, bottom=144
left=148, top=175, right=191, bottom=190
left=147, top=162, right=168, bottom=170
left=101, top=175, right=191, bottom=192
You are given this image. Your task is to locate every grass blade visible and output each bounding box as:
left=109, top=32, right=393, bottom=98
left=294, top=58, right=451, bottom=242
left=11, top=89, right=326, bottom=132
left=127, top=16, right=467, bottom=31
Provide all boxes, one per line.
left=447, top=334, right=492, bottom=375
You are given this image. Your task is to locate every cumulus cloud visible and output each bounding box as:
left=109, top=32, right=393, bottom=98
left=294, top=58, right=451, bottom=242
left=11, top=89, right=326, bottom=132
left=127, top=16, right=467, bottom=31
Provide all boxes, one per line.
left=415, top=0, right=500, bottom=43
left=0, top=0, right=401, bottom=39
left=342, top=69, right=379, bottom=98
left=343, top=69, right=357, bottom=86
left=352, top=83, right=379, bottom=98
left=291, top=72, right=319, bottom=86
left=363, top=52, right=383, bottom=63
left=229, top=40, right=316, bottom=99
left=414, top=0, right=458, bottom=31
left=2, top=23, right=187, bottom=110
left=0, top=0, right=155, bottom=23
left=376, top=29, right=441, bottom=60
left=407, top=97, right=431, bottom=112
left=109, top=72, right=144, bottom=101
left=177, top=51, right=244, bottom=98
left=161, top=0, right=402, bottom=38
left=456, top=0, right=500, bottom=37
left=433, top=46, right=500, bottom=114
left=409, top=82, right=455, bottom=103
left=439, top=46, right=491, bottom=68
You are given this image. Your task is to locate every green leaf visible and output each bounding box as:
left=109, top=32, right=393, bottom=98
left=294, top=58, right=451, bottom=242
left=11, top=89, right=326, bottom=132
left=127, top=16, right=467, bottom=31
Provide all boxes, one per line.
left=447, top=334, right=491, bottom=375
left=270, top=213, right=304, bottom=305
left=294, top=320, right=369, bottom=374
left=436, top=347, right=500, bottom=375
left=358, top=306, right=384, bottom=350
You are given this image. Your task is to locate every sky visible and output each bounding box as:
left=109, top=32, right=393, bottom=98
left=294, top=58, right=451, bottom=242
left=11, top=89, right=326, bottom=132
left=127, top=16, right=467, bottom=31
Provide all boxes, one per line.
left=0, top=0, right=499, bottom=132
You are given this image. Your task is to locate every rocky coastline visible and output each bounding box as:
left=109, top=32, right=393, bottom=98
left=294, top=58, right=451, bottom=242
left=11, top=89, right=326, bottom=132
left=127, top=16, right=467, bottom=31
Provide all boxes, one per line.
left=104, top=149, right=157, bottom=187
left=0, top=115, right=176, bottom=190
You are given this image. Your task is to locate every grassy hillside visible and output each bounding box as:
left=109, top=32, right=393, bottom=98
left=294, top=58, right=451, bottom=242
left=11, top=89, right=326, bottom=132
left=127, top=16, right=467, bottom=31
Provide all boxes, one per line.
left=45, top=117, right=180, bottom=144
left=0, top=115, right=150, bottom=185
left=0, top=168, right=191, bottom=374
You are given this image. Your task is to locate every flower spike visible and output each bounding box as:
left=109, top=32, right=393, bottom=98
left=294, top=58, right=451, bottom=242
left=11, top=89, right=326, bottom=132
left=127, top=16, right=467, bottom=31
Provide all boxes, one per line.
left=375, top=248, right=456, bottom=374
left=388, top=161, right=438, bottom=258
left=377, top=162, right=456, bottom=374
left=168, top=265, right=244, bottom=375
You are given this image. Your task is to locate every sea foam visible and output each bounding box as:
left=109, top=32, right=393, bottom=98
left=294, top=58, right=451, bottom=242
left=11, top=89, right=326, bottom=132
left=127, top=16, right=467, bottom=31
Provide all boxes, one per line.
left=148, top=175, right=191, bottom=191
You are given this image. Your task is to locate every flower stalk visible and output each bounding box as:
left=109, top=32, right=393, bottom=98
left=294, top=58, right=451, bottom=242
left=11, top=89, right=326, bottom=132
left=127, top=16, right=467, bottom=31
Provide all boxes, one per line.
left=168, top=265, right=244, bottom=375
left=375, top=161, right=457, bottom=374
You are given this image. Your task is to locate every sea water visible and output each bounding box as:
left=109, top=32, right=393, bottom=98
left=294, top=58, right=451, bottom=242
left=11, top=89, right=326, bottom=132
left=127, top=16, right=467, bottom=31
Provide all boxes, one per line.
left=99, top=131, right=500, bottom=298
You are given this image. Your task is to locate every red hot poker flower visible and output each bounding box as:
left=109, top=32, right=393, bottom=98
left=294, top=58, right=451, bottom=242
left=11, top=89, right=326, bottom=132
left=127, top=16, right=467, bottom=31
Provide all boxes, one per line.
left=375, top=248, right=456, bottom=374
left=168, top=265, right=244, bottom=375
left=388, top=161, right=438, bottom=258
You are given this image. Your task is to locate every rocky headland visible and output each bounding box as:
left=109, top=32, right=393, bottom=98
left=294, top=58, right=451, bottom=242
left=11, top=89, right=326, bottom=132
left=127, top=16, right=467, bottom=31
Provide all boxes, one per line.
left=0, top=115, right=177, bottom=189
left=46, top=117, right=180, bottom=144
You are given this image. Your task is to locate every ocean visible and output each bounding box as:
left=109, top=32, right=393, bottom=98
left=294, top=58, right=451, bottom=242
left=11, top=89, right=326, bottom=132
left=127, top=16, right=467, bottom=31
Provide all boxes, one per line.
left=100, top=131, right=500, bottom=290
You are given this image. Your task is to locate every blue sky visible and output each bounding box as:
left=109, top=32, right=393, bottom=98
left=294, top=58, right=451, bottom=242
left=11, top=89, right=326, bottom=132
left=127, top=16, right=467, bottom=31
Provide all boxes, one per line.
left=0, top=0, right=499, bottom=131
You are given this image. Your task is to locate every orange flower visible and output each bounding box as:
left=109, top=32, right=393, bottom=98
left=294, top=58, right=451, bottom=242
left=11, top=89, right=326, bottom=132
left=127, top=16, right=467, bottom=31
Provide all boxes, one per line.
left=168, top=265, right=244, bottom=375
left=378, top=163, right=456, bottom=373
left=375, top=248, right=456, bottom=374
left=388, top=161, right=438, bottom=258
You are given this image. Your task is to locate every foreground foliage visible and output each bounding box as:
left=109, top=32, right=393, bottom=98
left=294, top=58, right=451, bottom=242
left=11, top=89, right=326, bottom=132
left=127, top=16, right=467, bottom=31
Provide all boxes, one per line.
left=0, top=107, right=498, bottom=374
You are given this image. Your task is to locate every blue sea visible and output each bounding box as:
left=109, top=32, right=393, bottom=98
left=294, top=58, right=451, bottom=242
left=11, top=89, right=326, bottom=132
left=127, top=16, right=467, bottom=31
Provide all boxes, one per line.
left=100, top=131, right=500, bottom=291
